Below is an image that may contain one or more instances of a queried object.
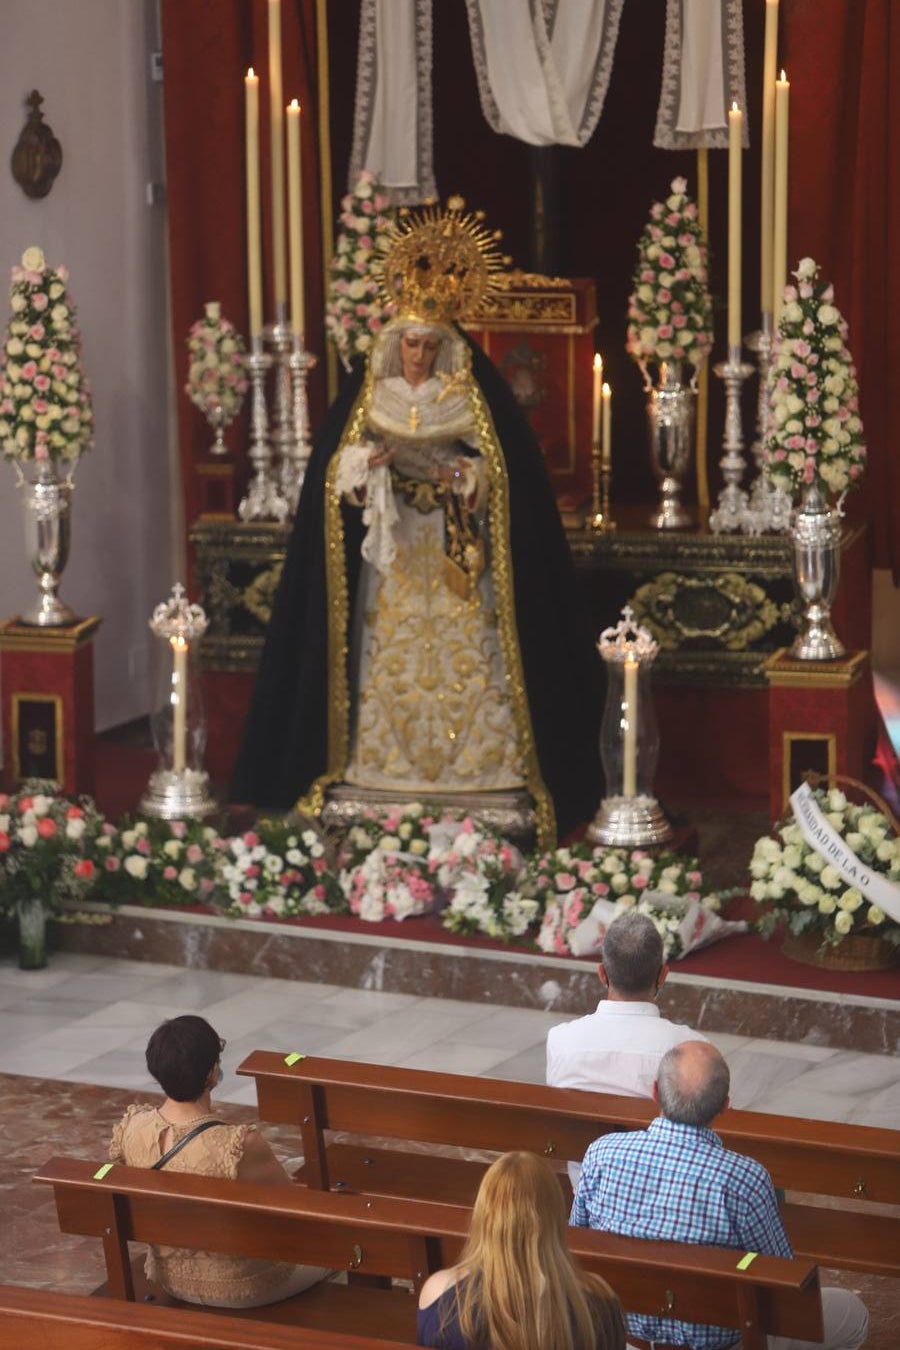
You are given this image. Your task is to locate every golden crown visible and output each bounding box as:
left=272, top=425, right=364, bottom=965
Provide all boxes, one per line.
left=376, top=196, right=509, bottom=326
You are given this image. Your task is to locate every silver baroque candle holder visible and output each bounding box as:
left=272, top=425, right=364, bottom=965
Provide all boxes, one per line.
left=740, top=316, right=792, bottom=535
left=284, top=334, right=318, bottom=512
left=238, top=335, right=290, bottom=523
left=709, top=344, right=754, bottom=533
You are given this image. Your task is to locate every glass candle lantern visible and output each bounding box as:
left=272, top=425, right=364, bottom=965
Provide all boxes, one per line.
left=140, top=582, right=216, bottom=819
left=588, top=605, right=672, bottom=847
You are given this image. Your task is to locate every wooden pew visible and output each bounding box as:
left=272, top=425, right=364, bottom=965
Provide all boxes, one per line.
left=237, top=1051, right=900, bottom=1278
left=34, top=1156, right=823, bottom=1350
left=0, top=1282, right=413, bottom=1349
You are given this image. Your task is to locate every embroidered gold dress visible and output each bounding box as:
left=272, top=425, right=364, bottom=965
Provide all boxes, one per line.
left=335, top=372, right=525, bottom=795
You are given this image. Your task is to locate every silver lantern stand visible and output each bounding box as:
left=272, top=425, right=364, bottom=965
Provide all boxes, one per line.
left=709, top=344, right=754, bottom=532
left=587, top=606, right=672, bottom=848
left=140, top=583, right=217, bottom=819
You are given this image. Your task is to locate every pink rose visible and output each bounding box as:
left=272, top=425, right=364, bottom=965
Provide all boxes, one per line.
left=32, top=293, right=48, bottom=311
left=170, top=820, right=187, bottom=838
left=163, top=865, right=177, bottom=881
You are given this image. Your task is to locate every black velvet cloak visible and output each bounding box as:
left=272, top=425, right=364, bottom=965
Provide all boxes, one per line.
left=231, top=334, right=602, bottom=843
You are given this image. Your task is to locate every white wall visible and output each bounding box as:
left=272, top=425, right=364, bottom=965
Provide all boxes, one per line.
left=0, top=0, right=176, bottom=733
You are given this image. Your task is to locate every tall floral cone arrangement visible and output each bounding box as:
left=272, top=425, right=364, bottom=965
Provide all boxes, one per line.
left=0, top=246, right=94, bottom=468
left=765, top=258, right=866, bottom=500
left=325, top=171, right=395, bottom=368
left=626, top=177, right=713, bottom=372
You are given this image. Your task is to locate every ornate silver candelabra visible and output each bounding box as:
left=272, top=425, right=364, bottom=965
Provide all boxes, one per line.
left=238, top=335, right=290, bottom=523
left=285, top=334, right=318, bottom=512
left=589, top=439, right=615, bottom=534
left=708, top=344, right=754, bottom=533
left=140, top=583, right=217, bottom=819
left=741, top=315, right=792, bottom=534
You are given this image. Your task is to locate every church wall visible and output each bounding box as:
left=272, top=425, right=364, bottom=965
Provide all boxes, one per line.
left=0, top=0, right=176, bottom=736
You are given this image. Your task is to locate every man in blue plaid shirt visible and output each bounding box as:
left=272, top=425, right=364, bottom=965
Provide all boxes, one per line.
left=571, top=1042, right=868, bottom=1350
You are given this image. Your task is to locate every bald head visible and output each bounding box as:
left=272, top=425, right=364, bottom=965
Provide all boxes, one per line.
left=656, top=1042, right=730, bottom=1126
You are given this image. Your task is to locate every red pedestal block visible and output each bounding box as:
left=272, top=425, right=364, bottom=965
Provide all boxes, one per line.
left=764, top=648, right=876, bottom=822
left=0, top=616, right=101, bottom=796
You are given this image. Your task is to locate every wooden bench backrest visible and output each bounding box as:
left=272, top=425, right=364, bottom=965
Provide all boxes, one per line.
left=237, top=1051, right=900, bottom=1202
left=34, top=1156, right=822, bottom=1350
left=0, top=1281, right=413, bottom=1350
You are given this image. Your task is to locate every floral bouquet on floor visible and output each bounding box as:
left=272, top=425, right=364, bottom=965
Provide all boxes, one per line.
left=432, top=818, right=535, bottom=941
left=765, top=259, right=866, bottom=501
left=185, top=301, right=248, bottom=455
left=325, top=171, right=395, bottom=369
left=93, top=817, right=221, bottom=908
left=625, top=177, right=713, bottom=372
left=338, top=803, right=438, bottom=922
left=220, top=820, right=344, bottom=920
left=534, top=846, right=736, bottom=962
left=751, top=786, right=900, bottom=967
left=0, top=246, right=94, bottom=470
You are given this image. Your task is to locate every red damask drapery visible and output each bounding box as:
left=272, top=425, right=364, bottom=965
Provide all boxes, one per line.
left=783, top=0, right=900, bottom=579
left=160, top=0, right=325, bottom=531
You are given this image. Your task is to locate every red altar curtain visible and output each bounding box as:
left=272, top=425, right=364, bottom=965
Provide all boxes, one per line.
left=783, top=0, right=900, bottom=580
left=160, top=0, right=325, bottom=535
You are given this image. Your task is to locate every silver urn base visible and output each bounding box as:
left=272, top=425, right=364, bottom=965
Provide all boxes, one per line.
left=20, top=473, right=77, bottom=627
left=586, top=794, right=673, bottom=849
left=790, top=484, right=845, bottom=661
left=140, top=768, right=218, bottom=820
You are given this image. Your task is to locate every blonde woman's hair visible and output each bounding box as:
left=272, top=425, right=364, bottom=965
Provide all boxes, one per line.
left=449, top=1152, right=626, bottom=1350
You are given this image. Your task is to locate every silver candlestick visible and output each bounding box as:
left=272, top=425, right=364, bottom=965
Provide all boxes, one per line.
left=709, top=344, right=754, bottom=533
left=284, top=333, right=318, bottom=512
left=238, top=335, right=289, bottom=523
left=741, top=315, right=792, bottom=534
left=268, top=302, right=296, bottom=502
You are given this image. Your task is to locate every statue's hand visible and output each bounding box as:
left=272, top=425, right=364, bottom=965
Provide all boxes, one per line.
left=368, top=444, right=395, bottom=470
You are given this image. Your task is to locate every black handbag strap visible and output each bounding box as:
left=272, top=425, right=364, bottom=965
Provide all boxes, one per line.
left=153, top=1118, right=224, bottom=1170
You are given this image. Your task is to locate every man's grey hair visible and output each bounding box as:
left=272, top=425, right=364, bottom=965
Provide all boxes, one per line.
left=657, top=1043, right=730, bottom=1126
left=601, top=911, right=664, bottom=994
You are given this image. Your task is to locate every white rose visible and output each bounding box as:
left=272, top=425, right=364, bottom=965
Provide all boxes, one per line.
left=867, top=905, right=885, bottom=926
left=163, top=839, right=182, bottom=858
left=834, top=909, right=854, bottom=935
left=795, top=257, right=817, bottom=280
left=838, top=888, right=863, bottom=912
left=820, top=865, right=841, bottom=891
left=817, top=304, right=838, bottom=327
left=19, top=824, right=38, bottom=847
left=178, top=867, right=197, bottom=891
left=124, top=855, right=149, bottom=880
left=65, top=817, right=86, bottom=840
left=610, top=873, right=629, bottom=893
left=827, top=789, right=847, bottom=811
left=818, top=895, right=836, bottom=915
left=409, top=839, right=428, bottom=856
left=135, top=822, right=149, bottom=836
left=876, top=841, right=895, bottom=862
left=805, top=852, right=824, bottom=874
left=10, top=295, right=26, bottom=313
left=204, top=301, right=222, bottom=323
left=379, top=835, right=401, bottom=852
left=749, top=879, right=768, bottom=901
left=22, top=246, right=46, bottom=271
left=0, top=814, right=8, bottom=833
left=398, top=823, right=413, bottom=840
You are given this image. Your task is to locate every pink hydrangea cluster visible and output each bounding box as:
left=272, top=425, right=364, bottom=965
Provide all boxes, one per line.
left=625, top=178, right=713, bottom=367
left=325, top=171, right=395, bottom=368
left=764, top=259, right=866, bottom=499
left=185, top=302, right=248, bottom=422
left=0, top=247, right=94, bottom=463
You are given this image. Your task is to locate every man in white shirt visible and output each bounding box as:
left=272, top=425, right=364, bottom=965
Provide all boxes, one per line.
left=546, top=910, right=707, bottom=1186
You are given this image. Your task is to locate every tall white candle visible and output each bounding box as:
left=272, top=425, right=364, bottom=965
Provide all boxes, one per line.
left=268, top=0, right=287, bottom=309
left=760, top=0, right=779, bottom=316
left=622, top=651, right=638, bottom=797
left=727, top=101, right=743, bottom=350
left=773, top=71, right=790, bottom=325
left=286, top=99, right=305, bottom=337
left=171, top=637, right=188, bottom=775
left=244, top=69, right=263, bottom=335
left=601, top=382, right=612, bottom=469
left=592, top=354, right=603, bottom=444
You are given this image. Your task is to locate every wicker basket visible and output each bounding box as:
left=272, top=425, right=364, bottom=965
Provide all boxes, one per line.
left=781, top=929, right=899, bottom=972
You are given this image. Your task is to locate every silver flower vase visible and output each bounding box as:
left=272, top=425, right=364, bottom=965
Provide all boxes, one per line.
left=644, top=361, right=696, bottom=529
left=18, top=462, right=77, bottom=626
left=790, top=483, right=845, bottom=660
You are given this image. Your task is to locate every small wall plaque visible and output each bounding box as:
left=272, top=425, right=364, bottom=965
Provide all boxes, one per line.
left=11, top=90, right=63, bottom=199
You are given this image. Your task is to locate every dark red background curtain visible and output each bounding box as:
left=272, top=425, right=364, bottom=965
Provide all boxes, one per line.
left=783, top=0, right=899, bottom=578
left=161, top=0, right=325, bottom=531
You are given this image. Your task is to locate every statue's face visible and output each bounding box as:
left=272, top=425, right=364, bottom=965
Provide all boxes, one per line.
left=400, top=330, right=440, bottom=387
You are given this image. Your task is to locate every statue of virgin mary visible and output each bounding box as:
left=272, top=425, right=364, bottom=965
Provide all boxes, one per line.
left=232, top=201, right=601, bottom=847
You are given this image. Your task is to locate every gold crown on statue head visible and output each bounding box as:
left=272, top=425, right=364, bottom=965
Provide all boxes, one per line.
left=376, top=196, right=509, bottom=326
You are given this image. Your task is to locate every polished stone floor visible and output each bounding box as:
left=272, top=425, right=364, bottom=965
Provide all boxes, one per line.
left=1, top=951, right=898, bottom=1345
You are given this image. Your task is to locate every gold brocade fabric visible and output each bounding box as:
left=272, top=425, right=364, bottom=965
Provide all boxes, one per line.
left=346, top=520, right=524, bottom=791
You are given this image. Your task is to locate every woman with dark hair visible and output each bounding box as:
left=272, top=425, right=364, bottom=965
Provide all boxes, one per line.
left=416, top=1151, right=626, bottom=1350
left=109, top=1014, right=327, bottom=1308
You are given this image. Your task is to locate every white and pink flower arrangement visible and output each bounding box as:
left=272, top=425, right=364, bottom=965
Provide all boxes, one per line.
left=534, top=846, right=731, bottom=962
left=92, top=817, right=221, bottom=908
left=338, top=803, right=437, bottom=922
left=220, top=820, right=343, bottom=921
left=764, top=259, right=866, bottom=500
left=625, top=177, right=713, bottom=369
left=325, top=171, right=395, bottom=368
left=185, top=301, right=248, bottom=428
left=0, top=784, right=102, bottom=912
left=0, top=246, right=94, bottom=465
left=432, top=819, right=535, bottom=940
